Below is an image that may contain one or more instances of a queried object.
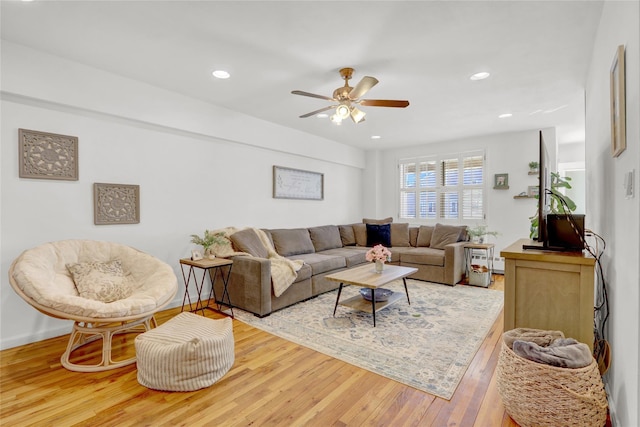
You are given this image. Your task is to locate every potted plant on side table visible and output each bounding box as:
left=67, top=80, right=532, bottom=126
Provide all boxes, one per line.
left=467, top=225, right=499, bottom=244
left=190, top=230, right=225, bottom=260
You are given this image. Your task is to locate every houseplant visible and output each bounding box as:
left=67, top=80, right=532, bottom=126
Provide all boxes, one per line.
left=467, top=225, right=499, bottom=243
left=366, top=244, right=392, bottom=273
left=529, top=172, right=577, bottom=239
left=528, top=161, right=539, bottom=173
left=190, top=230, right=225, bottom=259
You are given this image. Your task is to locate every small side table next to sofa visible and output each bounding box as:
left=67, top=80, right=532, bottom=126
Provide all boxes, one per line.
left=179, top=257, right=234, bottom=318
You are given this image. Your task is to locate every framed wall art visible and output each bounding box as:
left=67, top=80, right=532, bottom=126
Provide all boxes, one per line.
left=273, top=166, right=324, bottom=200
left=610, top=44, right=626, bottom=157
left=19, top=129, right=78, bottom=180
left=493, top=173, right=509, bottom=190
left=93, top=183, right=140, bottom=225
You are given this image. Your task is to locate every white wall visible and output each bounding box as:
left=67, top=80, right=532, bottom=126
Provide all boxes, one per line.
left=0, top=42, right=366, bottom=349
left=585, top=1, right=640, bottom=426
left=364, top=128, right=556, bottom=272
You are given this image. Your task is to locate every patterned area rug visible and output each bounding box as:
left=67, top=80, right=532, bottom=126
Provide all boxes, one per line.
left=234, top=279, right=504, bottom=400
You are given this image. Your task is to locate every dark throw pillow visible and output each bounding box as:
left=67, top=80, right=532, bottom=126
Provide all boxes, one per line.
left=366, top=223, right=391, bottom=247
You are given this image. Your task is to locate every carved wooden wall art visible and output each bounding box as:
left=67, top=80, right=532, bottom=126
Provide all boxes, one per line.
left=19, top=129, right=78, bottom=180
left=93, top=183, right=140, bottom=225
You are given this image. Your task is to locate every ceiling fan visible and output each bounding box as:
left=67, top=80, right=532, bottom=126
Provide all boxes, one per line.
left=291, top=67, right=410, bottom=124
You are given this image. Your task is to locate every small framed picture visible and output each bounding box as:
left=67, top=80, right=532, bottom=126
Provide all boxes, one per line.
left=610, top=44, right=626, bottom=157
left=493, top=173, right=509, bottom=189
left=191, top=250, right=203, bottom=261
left=528, top=185, right=539, bottom=197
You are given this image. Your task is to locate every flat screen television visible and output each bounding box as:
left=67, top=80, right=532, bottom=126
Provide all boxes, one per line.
left=523, top=131, right=551, bottom=250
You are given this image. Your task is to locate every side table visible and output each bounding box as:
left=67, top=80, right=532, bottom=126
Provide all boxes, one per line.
left=179, top=257, right=234, bottom=318
left=464, top=242, right=495, bottom=286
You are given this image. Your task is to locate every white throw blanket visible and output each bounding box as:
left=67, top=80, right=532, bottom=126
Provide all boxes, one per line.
left=210, top=227, right=304, bottom=297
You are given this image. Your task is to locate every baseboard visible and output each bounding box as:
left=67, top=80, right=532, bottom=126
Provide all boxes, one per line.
left=0, top=324, right=71, bottom=351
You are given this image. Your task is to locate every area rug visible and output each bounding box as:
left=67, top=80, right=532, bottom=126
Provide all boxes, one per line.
left=234, top=279, right=503, bottom=400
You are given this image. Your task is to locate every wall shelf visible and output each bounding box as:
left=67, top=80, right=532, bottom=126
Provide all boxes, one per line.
left=513, top=195, right=535, bottom=199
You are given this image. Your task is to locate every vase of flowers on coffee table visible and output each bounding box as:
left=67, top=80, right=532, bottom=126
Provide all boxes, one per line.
left=366, top=244, right=391, bottom=274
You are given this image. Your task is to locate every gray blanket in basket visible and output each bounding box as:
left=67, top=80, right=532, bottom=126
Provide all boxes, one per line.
left=512, top=338, right=593, bottom=368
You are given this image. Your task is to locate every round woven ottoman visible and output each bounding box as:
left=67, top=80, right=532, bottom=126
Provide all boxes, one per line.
left=135, top=312, right=234, bottom=391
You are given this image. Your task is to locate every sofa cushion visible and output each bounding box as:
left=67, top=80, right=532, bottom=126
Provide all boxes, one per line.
left=269, top=228, right=315, bottom=256
left=366, top=223, right=391, bottom=247
left=400, top=248, right=446, bottom=266
left=430, top=224, right=466, bottom=249
left=308, top=225, right=343, bottom=252
left=319, top=247, right=368, bottom=267
left=391, top=223, right=411, bottom=247
left=288, top=253, right=346, bottom=276
left=363, top=217, right=393, bottom=224
left=409, top=227, right=419, bottom=247
left=229, top=228, right=268, bottom=258
left=417, top=225, right=435, bottom=247
left=353, top=223, right=367, bottom=247
left=338, top=225, right=356, bottom=246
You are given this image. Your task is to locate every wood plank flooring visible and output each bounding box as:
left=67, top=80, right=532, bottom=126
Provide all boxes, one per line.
left=1, top=275, right=517, bottom=427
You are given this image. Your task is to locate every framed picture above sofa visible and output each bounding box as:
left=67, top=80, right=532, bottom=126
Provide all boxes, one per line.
left=273, top=165, right=324, bottom=200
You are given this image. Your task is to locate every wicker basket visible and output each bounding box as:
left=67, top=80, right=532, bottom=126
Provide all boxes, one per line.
left=496, top=339, right=608, bottom=427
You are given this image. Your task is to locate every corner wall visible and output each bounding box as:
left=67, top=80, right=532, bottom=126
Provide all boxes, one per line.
left=0, top=42, right=365, bottom=349
left=585, top=2, right=640, bottom=426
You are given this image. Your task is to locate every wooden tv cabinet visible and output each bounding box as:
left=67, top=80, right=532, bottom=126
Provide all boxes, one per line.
left=501, top=239, right=596, bottom=351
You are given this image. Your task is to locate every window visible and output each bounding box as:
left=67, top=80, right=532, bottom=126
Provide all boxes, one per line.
left=399, top=151, right=485, bottom=221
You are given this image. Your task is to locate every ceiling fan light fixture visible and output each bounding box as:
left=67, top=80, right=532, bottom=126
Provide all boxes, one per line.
left=330, top=114, right=343, bottom=124
left=336, top=104, right=350, bottom=119
left=350, top=107, right=366, bottom=123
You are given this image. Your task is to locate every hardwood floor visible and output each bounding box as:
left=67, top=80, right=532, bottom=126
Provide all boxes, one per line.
left=1, top=275, right=517, bottom=427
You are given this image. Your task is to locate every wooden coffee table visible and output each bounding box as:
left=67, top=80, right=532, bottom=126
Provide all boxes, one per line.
left=326, top=264, right=418, bottom=327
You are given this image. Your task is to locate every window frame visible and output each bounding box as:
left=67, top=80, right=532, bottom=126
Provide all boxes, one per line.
left=398, top=150, right=486, bottom=223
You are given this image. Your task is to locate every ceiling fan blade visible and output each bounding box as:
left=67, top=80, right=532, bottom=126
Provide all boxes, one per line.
left=291, top=90, right=335, bottom=101
left=359, top=99, right=410, bottom=108
left=348, top=76, right=379, bottom=100
left=299, top=105, right=336, bottom=118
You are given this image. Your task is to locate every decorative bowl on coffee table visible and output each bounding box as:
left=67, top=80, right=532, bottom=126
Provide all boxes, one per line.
left=360, top=288, right=393, bottom=302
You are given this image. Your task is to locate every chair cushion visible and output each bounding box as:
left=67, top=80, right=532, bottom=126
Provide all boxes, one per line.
left=10, top=240, right=178, bottom=319
left=66, top=260, right=133, bottom=303
left=308, top=225, right=343, bottom=252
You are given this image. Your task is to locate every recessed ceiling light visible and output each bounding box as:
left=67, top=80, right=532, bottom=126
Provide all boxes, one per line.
left=371, top=135, right=381, bottom=139
left=470, top=72, right=490, bottom=81
left=317, top=114, right=329, bottom=119
left=498, top=113, right=513, bottom=118
left=212, top=70, right=230, bottom=79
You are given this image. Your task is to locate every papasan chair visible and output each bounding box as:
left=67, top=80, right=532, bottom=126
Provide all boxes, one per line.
left=9, top=240, right=178, bottom=372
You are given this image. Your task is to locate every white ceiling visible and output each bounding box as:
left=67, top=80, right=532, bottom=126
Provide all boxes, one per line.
left=1, top=1, right=603, bottom=150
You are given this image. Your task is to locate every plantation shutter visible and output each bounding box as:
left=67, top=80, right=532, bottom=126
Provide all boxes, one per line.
left=399, top=151, right=484, bottom=221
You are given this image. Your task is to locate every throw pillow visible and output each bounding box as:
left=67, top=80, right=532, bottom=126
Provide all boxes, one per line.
left=229, top=228, right=269, bottom=258
left=66, top=260, right=133, bottom=303
left=352, top=223, right=368, bottom=246
left=429, top=224, right=466, bottom=249
left=362, top=217, right=393, bottom=224
left=338, top=225, right=356, bottom=246
left=308, top=225, right=343, bottom=252
left=390, top=223, right=410, bottom=247
left=416, top=225, right=435, bottom=247
left=366, top=223, right=391, bottom=247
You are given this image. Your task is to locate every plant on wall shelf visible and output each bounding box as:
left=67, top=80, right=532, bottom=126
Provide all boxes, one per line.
left=529, top=172, right=577, bottom=239
left=467, top=225, right=499, bottom=243
left=190, top=230, right=225, bottom=257
left=528, top=161, right=539, bottom=172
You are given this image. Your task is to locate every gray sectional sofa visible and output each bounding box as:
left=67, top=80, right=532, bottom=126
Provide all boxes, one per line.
left=214, top=221, right=468, bottom=317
